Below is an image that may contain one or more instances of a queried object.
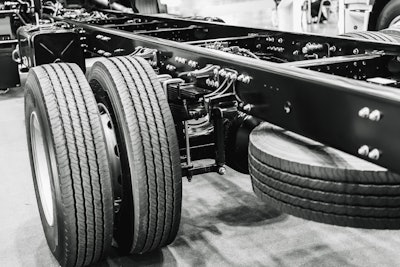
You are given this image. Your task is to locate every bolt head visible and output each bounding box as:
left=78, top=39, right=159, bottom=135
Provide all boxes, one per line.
left=242, top=76, right=251, bottom=84
left=369, top=110, right=382, bottom=122
left=358, top=107, right=370, bottom=118
left=368, top=149, right=381, bottom=160
left=243, top=104, right=253, bottom=112
left=358, top=145, right=370, bottom=156
left=284, top=101, right=292, bottom=114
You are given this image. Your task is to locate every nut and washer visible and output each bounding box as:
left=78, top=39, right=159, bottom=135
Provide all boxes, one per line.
left=358, top=145, right=370, bottom=156
left=368, top=149, right=381, bottom=160
left=358, top=107, right=370, bottom=118
left=368, top=110, right=382, bottom=122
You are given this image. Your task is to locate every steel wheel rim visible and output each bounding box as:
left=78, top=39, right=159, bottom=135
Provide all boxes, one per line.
left=98, top=103, right=122, bottom=212
left=30, top=111, right=54, bottom=226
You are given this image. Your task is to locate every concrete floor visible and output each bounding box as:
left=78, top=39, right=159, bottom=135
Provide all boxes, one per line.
left=2, top=87, right=400, bottom=267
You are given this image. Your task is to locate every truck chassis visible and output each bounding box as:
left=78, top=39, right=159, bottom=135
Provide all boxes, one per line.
left=2, top=2, right=400, bottom=266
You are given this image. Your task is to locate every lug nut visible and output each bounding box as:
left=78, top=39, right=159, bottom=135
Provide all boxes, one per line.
left=358, top=145, right=370, bottom=156
left=369, top=109, right=382, bottom=122
left=358, top=107, right=370, bottom=118
left=368, top=148, right=381, bottom=160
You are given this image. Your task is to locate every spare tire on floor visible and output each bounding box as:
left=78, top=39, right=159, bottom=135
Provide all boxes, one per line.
left=249, top=122, right=400, bottom=229
left=25, top=63, right=114, bottom=267
left=87, top=56, right=182, bottom=254
left=341, top=31, right=400, bottom=43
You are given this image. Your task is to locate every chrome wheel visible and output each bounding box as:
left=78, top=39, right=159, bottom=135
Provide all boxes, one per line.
left=30, top=111, right=54, bottom=226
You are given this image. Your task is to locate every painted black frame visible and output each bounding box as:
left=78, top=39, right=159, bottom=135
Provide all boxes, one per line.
left=5, top=8, right=400, bottom=174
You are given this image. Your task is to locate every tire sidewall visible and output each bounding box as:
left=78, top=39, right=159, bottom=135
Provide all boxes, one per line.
left=376, top=0, right=400, bottom=30
left=25, top=81, right=65, bottom=260
left=88, top=69, right=136, bottom=253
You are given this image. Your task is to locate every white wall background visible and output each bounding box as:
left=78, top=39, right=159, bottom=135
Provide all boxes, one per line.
left=160, top=0, right=277, bottom=29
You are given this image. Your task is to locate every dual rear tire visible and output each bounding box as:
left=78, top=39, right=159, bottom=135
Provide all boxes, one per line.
left=25, top=57, right=182, bottom=266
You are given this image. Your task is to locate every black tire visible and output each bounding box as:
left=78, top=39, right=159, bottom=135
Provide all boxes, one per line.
left=249, top=122, right=400, bottom=229
left=25, top=63, right=114, bottom=266
left=380, top=27, right=400, bottom=42
left=376, top=0, right=400, bottom=30
left=225, top=112, right=261, bottom=174
left=87, top=56, right=182, bottom=254
left=341, top=31, right=399, bottom=43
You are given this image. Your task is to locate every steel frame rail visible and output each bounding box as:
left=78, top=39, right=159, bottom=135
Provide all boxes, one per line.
left=47, top=12, right=400, bottom=174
